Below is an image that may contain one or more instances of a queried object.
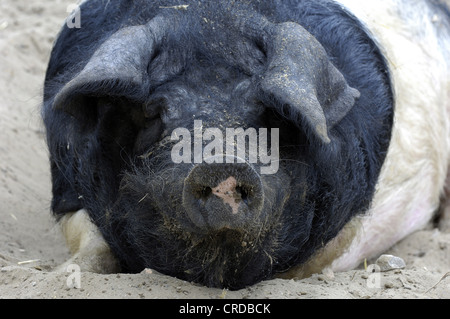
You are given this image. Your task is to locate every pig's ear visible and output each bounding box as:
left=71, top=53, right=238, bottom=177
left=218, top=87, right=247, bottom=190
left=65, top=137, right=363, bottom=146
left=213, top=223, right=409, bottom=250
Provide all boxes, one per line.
left=260, top=22, right=360, bottom=144
left=52, top=16, right=168, bottom=118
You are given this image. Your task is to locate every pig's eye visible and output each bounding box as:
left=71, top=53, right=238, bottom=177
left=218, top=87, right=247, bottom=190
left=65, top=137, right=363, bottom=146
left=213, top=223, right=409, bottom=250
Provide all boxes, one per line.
left=143, top=98, right=165, bottom=120
left=255, top=39, right=267, bottom=61
left=134, top=112, right=164, bottom=157
left=82, top=96, right=164, bottom=157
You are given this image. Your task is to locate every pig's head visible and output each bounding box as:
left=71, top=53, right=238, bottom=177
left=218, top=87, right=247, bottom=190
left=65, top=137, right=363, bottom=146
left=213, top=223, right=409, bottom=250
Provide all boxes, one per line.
left=45, top=6, right=391, bottom=290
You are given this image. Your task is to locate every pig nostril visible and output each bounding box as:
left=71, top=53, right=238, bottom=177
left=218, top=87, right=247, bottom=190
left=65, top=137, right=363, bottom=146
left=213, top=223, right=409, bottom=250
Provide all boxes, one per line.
left=236, top=186, right=249, bottom=205
left=198, top=186, right=212, bottom=200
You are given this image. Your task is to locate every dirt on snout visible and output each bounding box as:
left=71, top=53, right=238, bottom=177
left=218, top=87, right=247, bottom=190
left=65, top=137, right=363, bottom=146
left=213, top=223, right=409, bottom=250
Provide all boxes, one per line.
left=1, top=0, right=449, bottom=299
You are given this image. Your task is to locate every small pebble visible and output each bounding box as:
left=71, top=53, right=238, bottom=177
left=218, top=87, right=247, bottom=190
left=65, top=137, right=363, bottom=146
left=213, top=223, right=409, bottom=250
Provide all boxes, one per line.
left=375, top=254, right=406, bottom=272
left=384, top=281, right=395, bottom=289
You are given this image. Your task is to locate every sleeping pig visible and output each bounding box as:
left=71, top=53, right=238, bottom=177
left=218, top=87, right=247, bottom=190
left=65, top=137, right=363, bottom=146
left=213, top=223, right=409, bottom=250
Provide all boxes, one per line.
left=42, top=0, right=450, bottom=289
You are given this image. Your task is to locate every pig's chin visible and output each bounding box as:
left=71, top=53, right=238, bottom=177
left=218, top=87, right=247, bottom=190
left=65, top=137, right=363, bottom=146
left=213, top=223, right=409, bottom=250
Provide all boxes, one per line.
left=160, top=222, right=277, bottom=289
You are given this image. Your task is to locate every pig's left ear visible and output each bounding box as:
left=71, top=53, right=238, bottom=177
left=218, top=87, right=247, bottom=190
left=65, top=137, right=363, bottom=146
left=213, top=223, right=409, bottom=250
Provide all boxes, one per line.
left=52, top=16, right=168, bottom=118
left=259, top=22, right=360, bottom=144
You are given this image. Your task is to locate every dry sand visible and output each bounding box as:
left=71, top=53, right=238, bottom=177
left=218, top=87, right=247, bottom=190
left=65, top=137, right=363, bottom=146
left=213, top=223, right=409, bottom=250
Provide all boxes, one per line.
left=0, top=0, right=449, bottom=299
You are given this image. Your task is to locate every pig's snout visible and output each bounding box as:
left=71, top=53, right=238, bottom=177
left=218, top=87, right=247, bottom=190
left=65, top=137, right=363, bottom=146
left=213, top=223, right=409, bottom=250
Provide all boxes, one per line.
left=182, top=160, right=264, bottom=232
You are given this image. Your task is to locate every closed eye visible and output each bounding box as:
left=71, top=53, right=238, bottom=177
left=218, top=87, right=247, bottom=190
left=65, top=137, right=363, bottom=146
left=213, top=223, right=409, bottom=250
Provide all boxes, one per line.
left=134, top=115, right=164, bottom=157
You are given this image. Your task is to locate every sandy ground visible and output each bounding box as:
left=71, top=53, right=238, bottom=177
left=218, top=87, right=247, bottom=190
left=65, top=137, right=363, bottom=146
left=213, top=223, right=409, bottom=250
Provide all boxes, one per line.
left=0, top=0, right=449, bottom=300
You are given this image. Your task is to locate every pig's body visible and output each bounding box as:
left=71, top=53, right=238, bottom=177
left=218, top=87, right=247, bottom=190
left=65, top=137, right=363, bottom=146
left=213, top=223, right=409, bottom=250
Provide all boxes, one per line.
left=42, top=0, right=450, bottom=289
left=279, top=0, right=450, bottom=277
left=328, top=0, right=450, bottom=273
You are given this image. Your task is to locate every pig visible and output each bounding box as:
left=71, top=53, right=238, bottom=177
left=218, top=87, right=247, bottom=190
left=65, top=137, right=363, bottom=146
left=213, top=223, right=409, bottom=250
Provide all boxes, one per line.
left=42, top=0, right=450, bottom=290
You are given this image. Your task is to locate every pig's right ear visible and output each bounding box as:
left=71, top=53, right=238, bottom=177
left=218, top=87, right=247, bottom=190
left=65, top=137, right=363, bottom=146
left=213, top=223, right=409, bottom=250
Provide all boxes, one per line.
left=259, top=22, right=360, bottom=144
left=52, top=16, right=168, bottom=118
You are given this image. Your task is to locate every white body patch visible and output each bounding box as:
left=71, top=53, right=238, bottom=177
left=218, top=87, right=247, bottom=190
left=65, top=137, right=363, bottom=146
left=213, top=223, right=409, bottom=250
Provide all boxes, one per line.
left=55, top=209, right=119, bottom=274
left=327, top=0, right=450, bottom=271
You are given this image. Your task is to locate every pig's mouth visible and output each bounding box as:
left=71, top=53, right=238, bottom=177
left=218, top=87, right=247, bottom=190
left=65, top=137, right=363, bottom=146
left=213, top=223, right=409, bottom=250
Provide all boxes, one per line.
left=164, top=225, right=278, bottom=289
